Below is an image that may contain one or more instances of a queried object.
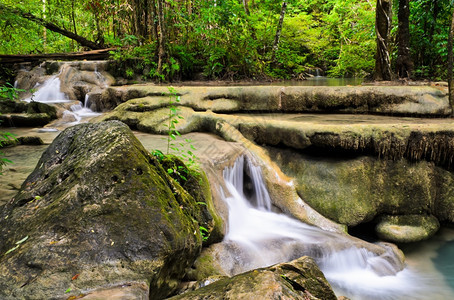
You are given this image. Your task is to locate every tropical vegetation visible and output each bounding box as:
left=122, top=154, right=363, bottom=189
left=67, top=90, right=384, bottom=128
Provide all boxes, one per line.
left=0, top=0, right=453, bottom=81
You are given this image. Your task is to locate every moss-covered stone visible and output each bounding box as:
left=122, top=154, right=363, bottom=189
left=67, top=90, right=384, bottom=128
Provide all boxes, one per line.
left=0, top=121, right=215, bottom=299
left=169, top=256, right=337, bottom=300
left=376, top=214, right=440, bottom=243
left=0, top=100, right=57, bottom=127
left=267, top=146, right=454, bottom=237
left=97, top=85, right=450, bottom=116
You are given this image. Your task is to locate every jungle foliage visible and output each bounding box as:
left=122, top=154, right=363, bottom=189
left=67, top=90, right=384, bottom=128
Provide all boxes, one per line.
left=0, top=0, right=453, bottom=81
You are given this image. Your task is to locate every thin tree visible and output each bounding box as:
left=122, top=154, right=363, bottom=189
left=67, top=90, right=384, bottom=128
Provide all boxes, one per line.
left=396, top=0, right=413, bottom=79
left=374, top=0, right=393, bottom=81
left=448, top=7, right=454, bottom=116
left=271, top=1, right=287, bottom=62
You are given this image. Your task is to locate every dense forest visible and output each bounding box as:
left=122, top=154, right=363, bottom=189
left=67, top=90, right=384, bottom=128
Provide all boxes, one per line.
left=0, top=0, right=454, bottom=81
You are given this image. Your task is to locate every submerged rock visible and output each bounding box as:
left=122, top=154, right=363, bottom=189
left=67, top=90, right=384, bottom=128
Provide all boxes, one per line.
left=376, top=214, right=440, bottom=243
left=0, top=121, right=216, bottom=299
left=168, top=256, right=338, bottom=300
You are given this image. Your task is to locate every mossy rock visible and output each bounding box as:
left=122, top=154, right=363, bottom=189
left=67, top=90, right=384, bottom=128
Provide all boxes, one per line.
left=0, top=101, right=56, bottom=127
left=169, top=256, right=337, bottom=300
left=267, top=146, right=454, bottom=227
left=0, top=121, right=214, bottom=299
left=376, top=214, right=440, bottom=243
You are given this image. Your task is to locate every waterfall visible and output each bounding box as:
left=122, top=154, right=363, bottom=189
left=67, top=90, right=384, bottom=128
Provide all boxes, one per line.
left=24, top=76, right=69, bottom=103
left=221, top=155, right=450, bottom=300
left=67, top=94, right=101, bottom=125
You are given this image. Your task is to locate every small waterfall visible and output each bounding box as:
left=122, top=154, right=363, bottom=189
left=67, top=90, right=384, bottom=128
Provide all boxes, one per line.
left=68, top=94, right=101, bottom=124
left=24, top=76, right=69, bottom=103
left=94, top=66, right=107, bottom=88
left=221, top=156, right=450, bottom=300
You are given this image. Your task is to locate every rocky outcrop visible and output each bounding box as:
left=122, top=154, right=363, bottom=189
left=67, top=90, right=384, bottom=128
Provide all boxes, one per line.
left=267, top=146, right=454, bottom=241
left=0, top=121, right=219, bottom=299
left=376, top=215, right=440, bottom=243
left=15, top=61, right=114, bottom=105
left=96, top=85, right=449, bottom=116
left=100, top=97, right=454, bottom=170
left=0, top=101, right=57, bottom=127
left=169, top=256, right=338, bottom=300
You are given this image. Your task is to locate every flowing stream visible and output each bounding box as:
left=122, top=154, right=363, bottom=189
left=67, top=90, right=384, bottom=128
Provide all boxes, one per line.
left=22, top=71, right=100, bottom=125
left=221, top=156, right=454, bottom=299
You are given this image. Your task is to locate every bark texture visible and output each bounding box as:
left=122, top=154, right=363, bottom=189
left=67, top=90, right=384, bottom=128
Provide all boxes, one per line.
left=374, top=0, right=393, bottom=81
left=396, top=0, right=413, bottom=78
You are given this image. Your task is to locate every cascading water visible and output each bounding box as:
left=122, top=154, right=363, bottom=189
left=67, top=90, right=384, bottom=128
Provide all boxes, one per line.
left=22, top=65, right=101, bottom=125
left=69, top=94, right=101, bottom=122
left=24, top=76, right=69, bottom=103
left=221, top=155, right=453, bottom=299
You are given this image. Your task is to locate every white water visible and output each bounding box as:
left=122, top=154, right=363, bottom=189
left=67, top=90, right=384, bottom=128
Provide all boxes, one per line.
left=221, top=156, right=452, bottom=299
left=23, top=70, right=101, bottom=125
left=70, top=94, right=101, bottom=118
left=24, top=76, right=69, bottom=103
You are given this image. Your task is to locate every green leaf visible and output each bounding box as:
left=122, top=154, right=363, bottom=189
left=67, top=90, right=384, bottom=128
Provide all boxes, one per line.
left=65, top=288, right=71, bottom=293
left=16, top=236, right=29, bottom=244
left=4, top=245, right=19, bottom=255
left=167, top=168, right=174, bottom=174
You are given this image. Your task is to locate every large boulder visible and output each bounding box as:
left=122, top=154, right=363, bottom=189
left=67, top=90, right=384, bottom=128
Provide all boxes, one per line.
left=169, top=256, right=338, bottom=300
left=268, top=146, right=453, bottom=239
left=0, top=121, right=215, bottom=299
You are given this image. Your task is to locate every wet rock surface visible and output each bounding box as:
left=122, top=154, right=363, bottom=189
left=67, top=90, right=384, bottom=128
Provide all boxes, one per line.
left=98, top=85, right=450, bottom=116
left=0, top=121, right=217, bottom=299
left=376, top=214, right=440, bottom=243
left=0, top=101, right=57, bottom=127
left=168, top=256, right=337, bottom=300
left=267, top=146, right=454, bottom=238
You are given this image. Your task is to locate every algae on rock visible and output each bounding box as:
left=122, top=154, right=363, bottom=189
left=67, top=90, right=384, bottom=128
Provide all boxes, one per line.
left=169, top=256, right=338, bottom=300
left=0, top=121, right=219, bottom=300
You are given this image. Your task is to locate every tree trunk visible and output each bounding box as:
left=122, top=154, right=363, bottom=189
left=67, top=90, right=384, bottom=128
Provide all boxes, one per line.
left=243, top=0, right=250, bottom=16
left=374, top=0, right=392, bottom=81
left=151, top=0, right=158, bottom=41
left=157, top=0, right=166, bottom=75
left=396, top=0, right=413, bottom=78
left=0, top=3, right=103, bottom=50
left=271, top=1, right=287, bottom=62
left=0, top=48, right=116, bottom=64
left=448, top=8, right=454, bottom=116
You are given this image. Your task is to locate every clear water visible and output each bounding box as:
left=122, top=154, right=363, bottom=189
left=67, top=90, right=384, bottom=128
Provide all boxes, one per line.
left=220, top=156, right=454, bottom=299
left=269, top=77, right=363, bottom=86
left=434, top=235, right=454, bottom=291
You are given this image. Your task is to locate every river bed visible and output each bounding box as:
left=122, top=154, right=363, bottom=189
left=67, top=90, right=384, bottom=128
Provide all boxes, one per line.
left=1, top=127, right=454, bottom=299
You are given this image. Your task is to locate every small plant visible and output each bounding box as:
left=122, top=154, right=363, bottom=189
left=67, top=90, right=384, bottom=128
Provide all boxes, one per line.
left=0, top=121, right=16, bottom=175
left=199, top=226, right=209, bottom=242
left=0, top=83, right=25, bottom=101
left=125, top=68, right=134, bottom=79
left=165, top=87, right=198, bottom=168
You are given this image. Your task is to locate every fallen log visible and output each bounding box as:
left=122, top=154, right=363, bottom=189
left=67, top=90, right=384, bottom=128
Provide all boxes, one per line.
left=0, top=48, right=116, bottom=64
left=0, top=3, right=103, bottom=50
